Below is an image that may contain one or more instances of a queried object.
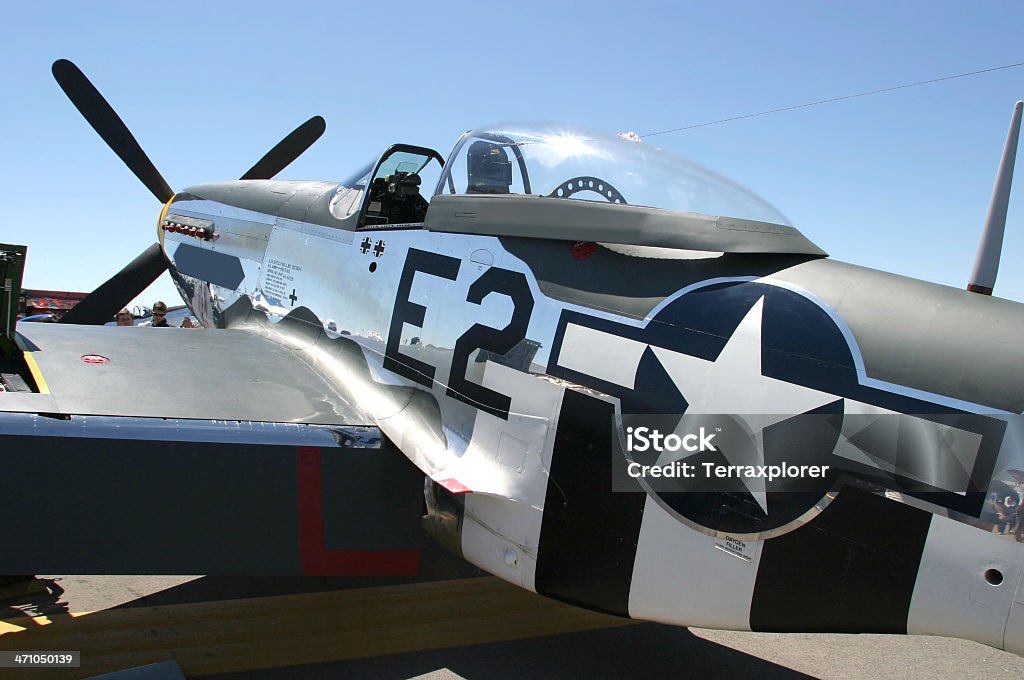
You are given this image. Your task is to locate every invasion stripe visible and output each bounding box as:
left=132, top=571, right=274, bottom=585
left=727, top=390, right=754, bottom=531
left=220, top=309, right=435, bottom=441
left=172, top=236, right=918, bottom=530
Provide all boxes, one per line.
left=749, top=486, right=931, bottom=633
left=535, top=390, right=647, bottom=616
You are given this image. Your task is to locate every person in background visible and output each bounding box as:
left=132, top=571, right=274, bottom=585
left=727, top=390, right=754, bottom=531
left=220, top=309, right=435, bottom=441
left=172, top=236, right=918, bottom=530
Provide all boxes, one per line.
left=138, top=301, right=171, bottom=327
left=116, top=308, right=133, bottom=326
left=1009, top=470, right=1024, bottom=542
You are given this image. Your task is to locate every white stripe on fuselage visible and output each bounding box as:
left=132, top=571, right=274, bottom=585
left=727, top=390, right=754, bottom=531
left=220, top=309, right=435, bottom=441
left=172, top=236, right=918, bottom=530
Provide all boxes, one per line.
left=629, top=494, right=763, bottom=630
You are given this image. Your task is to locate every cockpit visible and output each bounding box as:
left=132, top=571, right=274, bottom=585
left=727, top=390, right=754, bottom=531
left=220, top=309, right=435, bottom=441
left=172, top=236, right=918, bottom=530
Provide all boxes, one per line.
left=329, top=145, right=444, bottom=227
left=329, top=122, right=809, bottom=255
left=435, top=122, right=790, bottom=225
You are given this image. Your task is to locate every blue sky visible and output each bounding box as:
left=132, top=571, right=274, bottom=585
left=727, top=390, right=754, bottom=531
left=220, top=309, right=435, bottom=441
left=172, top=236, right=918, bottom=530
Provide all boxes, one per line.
left=2, top=1, right=1022, bottom=310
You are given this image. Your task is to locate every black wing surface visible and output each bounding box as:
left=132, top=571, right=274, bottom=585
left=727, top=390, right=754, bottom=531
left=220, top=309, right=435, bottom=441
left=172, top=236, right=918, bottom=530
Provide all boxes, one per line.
left=0, top=323, right=439, bottom=576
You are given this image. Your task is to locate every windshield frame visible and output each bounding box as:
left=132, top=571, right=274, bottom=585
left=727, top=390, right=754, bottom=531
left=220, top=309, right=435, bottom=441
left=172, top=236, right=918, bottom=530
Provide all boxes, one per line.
left=355, top=143, right=446, bottom=230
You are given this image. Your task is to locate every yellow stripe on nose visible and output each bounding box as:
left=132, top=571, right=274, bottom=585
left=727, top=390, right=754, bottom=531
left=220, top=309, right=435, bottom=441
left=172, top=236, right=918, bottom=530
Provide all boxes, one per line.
left=157, top=194, right=177, bottom=247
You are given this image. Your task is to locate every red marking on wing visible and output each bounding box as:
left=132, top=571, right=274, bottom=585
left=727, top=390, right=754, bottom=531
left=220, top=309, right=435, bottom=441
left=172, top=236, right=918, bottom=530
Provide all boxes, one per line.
left=297, top=446, right=420, bottom=576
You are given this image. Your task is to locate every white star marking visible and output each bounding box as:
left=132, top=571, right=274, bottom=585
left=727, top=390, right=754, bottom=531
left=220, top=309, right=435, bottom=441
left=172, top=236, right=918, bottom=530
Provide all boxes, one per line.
left=650, top=296, right=837, bottom=513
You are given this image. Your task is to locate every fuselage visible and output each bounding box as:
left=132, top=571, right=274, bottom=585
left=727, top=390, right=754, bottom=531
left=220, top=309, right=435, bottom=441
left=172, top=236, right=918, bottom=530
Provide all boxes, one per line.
left=158, top=168, right=1024, bottom=653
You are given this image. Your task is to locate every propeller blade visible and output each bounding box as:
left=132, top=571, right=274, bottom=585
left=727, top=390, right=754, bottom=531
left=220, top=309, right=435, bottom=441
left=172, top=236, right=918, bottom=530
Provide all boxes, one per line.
left=52, top=59, right=174, bottom=204
left=60, top=244, right=168, bottom=325
left=240, top=116, right=326, bottom=180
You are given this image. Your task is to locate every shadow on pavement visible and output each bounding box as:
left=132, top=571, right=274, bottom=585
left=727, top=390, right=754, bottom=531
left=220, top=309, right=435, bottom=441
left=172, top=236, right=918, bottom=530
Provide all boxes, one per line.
left=200, top=622, right=812, bottom=680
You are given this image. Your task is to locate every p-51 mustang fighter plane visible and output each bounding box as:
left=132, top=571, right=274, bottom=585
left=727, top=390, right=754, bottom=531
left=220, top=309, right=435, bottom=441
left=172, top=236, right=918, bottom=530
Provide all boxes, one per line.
left=2, top=59, right=1024, bottom=655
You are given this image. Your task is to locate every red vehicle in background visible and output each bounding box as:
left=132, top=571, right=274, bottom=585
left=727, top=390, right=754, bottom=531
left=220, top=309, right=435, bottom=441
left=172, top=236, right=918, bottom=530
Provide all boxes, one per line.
left=17, top=289, right=88, bottom=322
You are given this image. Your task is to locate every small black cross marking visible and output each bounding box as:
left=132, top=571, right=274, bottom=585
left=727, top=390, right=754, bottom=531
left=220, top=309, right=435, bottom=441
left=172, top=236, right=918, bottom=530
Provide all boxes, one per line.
left=373, top=240, right=386, bottom=257
left=289, top=289, right=298, bottom=306
left=360, top=237, right=372, bottom=254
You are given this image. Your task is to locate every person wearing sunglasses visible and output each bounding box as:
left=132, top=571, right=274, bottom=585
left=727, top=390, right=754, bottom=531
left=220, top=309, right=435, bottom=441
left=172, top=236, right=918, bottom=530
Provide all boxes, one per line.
left=138, top=301, right=171, bottom=327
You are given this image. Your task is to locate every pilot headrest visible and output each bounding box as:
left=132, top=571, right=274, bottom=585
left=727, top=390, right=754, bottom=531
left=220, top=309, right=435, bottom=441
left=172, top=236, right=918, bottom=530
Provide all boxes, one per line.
left=467, top=140, right=512, bottom=192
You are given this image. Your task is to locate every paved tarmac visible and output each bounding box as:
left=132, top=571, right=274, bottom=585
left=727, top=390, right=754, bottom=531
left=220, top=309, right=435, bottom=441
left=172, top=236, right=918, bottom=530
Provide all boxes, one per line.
left=0, top=575, right=1022, bottom=679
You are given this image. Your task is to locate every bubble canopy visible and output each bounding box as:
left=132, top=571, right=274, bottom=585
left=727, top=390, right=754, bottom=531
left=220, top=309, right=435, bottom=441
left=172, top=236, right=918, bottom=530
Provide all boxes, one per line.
left=435, top=122, right=790, bottom=226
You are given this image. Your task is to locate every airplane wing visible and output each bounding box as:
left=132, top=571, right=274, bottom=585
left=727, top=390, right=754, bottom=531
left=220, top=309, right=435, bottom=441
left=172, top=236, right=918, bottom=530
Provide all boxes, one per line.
left=5, top=322, right=371, bottom=425
left=0, top=321, right=439, bottom=576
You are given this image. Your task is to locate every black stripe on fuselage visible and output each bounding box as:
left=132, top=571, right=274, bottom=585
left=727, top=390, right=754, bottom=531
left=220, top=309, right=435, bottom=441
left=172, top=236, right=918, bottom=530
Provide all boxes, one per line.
left=535, top=389, right=646, bottom=616
left=173, top=243, right=245, bottom=290
left=749, top=486, right=931, bottom=633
